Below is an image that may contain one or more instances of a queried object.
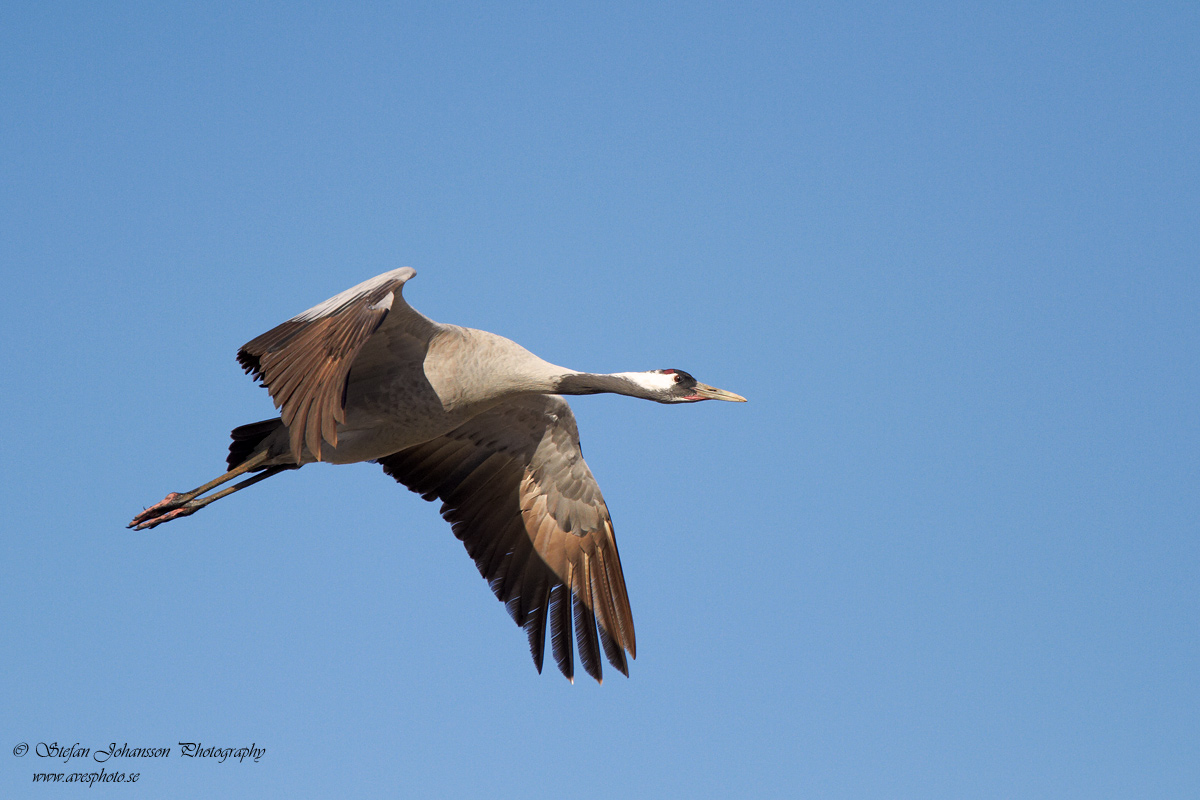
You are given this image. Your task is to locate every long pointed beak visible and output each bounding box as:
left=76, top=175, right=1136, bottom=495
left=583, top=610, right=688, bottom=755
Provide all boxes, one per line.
left=691, top=382, right=747, bottom=402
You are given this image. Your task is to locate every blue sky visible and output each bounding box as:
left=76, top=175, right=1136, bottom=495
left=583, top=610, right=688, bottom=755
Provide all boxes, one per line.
left=1, top=2, right=1196, bottom=797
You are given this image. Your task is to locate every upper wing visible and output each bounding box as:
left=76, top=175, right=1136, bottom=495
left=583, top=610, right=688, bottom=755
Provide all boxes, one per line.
left=237, top=267, right=421, bottom=461
left=377, top=395, right=636, bottom=683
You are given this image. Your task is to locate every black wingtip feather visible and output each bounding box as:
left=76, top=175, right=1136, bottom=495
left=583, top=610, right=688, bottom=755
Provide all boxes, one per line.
left=549, top=583, right=574, bottom=682
left=572, top=559, right=604, bottom=683
left=525, top=583, right=551, bottom=674
left=236, top=348, right=262, bottom=380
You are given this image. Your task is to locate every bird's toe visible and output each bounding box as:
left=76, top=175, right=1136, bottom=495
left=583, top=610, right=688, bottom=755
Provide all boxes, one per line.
left=131, top=502, right=200, bottom=530
left=128, top=492, right=188, bottom=528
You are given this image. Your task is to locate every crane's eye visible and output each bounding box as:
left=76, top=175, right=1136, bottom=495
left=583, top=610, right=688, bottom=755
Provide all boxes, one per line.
left=673, top=373, right=684, bottom=383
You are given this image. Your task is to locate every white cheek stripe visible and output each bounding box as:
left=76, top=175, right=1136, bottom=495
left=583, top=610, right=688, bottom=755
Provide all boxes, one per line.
left=611, top=371, right=676, bottom=392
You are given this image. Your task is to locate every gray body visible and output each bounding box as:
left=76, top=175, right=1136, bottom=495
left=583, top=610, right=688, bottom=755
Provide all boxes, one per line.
left=270, top=322, right=566, bottom=466
left=131, top=267, right=744, bottom=684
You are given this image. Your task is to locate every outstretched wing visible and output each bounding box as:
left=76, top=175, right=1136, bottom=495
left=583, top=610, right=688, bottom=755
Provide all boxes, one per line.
left=377, top=395, right=636, bottom=683
left=237, top=267, right=419, bottom=461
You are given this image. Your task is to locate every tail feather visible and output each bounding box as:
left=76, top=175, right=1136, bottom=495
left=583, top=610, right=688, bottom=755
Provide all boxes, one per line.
left=227, top=418, right=284, bottom=470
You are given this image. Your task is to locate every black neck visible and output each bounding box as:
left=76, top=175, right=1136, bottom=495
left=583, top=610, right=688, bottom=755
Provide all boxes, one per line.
left=554, top=372, right=646, bottom=398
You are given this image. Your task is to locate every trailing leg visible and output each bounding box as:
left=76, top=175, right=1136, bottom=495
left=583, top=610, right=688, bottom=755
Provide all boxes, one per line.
left=129, top=462, right=291, bottom=529
left=129, top=417, right=292, bottom=530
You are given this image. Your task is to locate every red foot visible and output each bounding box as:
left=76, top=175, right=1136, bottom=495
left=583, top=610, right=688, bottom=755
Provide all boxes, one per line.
left=129, top=492, right=192, bottom=529
left=131, top=503, right=200, bottom=530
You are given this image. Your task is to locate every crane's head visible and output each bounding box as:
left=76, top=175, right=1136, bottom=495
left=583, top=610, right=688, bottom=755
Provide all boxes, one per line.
left=641, top=369, right=747, bottom=404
